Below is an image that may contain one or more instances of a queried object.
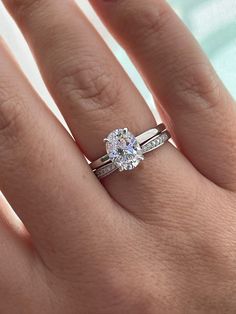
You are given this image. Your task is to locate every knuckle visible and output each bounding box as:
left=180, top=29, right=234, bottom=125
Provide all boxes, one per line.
left=54, top=62, right=122, bottom=115
left=0, top=91, right=25, bottom=144
left=171, top=61, right=222, bottom=114
left=119, top=3, right=170, bottom=43
left=137, top=9, right=170, bottom=40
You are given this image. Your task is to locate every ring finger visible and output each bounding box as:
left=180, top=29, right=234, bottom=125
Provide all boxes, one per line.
left=1, top=0, right=200, bottom=215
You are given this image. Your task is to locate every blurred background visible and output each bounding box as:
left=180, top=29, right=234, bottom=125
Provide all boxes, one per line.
left=0, top=0, right=235, bottom=121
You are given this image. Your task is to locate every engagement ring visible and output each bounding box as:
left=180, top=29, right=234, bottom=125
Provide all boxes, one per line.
left=90, top=123, right=171, bottom=179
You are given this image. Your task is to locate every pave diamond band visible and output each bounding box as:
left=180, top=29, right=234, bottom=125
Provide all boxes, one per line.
left=90, top=124, right=171, bottom=179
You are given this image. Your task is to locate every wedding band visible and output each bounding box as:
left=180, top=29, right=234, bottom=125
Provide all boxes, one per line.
left=90, top=123, right=171, bottom=179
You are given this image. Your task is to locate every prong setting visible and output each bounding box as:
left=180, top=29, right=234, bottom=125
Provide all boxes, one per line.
left=118, top=166, right=124, bottom=172
left=105, top=128, right=143, bottom=171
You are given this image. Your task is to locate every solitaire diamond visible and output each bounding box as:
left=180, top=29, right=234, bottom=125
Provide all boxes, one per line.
left=105, top=128, right=144, bottom=171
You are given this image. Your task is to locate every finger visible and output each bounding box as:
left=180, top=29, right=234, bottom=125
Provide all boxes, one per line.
left=1, top=0, right=201, bottom=216
left=89, top=0, right=236, bottom=190
left=0, top=193, right=37, bottom=308
left=0, top=193, right=30, bottom=270
left=0, top=40, right=112, bottom=268
left=2, top=0, right=154, bottom=159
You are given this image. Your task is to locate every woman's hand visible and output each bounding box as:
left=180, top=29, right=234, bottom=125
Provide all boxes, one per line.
left=0, top=0, right=236, bottom=313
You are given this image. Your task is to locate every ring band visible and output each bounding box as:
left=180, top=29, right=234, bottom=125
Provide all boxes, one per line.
left=90, top=123, right=171, bottom=179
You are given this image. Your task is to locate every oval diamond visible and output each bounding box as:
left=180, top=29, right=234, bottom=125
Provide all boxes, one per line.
left=105, top=128, right=143, bottom=171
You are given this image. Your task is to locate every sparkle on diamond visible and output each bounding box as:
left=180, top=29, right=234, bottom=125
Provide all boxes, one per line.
left=105, top=128, right=143, bottom=171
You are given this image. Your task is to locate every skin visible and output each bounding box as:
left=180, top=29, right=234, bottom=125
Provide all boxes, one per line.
left=0, top=0, right=236, bottom=313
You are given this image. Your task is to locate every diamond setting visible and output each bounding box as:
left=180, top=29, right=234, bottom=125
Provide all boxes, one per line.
left=105, top=128, right=143, bottom=171
left=142, top=132, right=169, bottom=153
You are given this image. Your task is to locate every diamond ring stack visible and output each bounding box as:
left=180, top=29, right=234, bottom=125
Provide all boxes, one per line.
left=90, top=123, right=171, bottom=179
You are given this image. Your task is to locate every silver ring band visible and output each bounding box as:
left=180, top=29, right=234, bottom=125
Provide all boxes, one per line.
left=90, top=124, right=171, bottom=179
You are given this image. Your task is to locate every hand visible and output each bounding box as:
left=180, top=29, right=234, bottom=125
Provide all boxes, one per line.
left=0, top=0, right=236, bottom=313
